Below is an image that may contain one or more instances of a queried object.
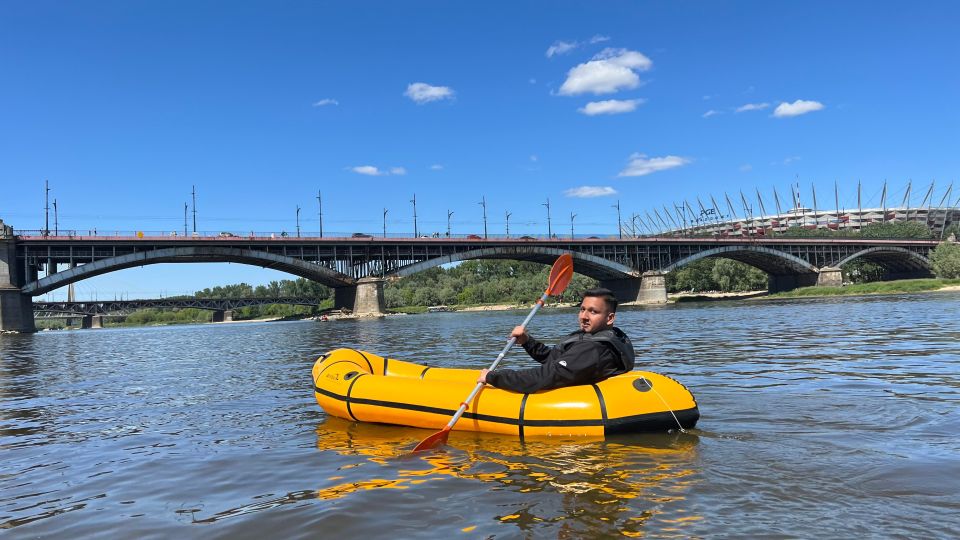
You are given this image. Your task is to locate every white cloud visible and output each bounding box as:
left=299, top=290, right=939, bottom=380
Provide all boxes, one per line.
left=546, top=35, right=611, bottom=58
left=312, top=98, right=339, bottom=107
left=430, top=164, right=444, bottom=171
left=404, top=82, right=455, bottom=104
left=349, top=165, right=407, bottom=176
left=351, top=165, right=385, bottom=176
left=702, top=109, right=721, bottom=118
left=579, top=98, right=645, bottom=116
left=546, top=40, right=577, bottom=58
left=558, top=48, right=652, bottom=96
left=773, top=99, right=824, bottom=117
left=565, top=186, right=618, bottom=198
left=618, top=153, right=691, bottom=177
left=736, top=102, right=769, bottom=113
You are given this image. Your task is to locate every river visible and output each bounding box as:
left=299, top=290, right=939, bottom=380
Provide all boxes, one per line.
left=2, top=293, right=959, bottom=538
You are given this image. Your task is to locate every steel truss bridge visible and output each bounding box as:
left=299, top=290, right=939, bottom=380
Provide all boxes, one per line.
left=9, top=234, right=936, bottom=296
left=33, top=297, right=320, bottom=318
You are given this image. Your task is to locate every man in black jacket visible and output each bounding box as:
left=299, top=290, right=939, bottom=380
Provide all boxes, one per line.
left=477, top=288, right=635, bottom=393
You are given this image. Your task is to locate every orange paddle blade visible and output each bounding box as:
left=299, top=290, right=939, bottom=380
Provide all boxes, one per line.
left=413, top=426, right=451, bottom=452
left=545, top=253, right=574, bottom=296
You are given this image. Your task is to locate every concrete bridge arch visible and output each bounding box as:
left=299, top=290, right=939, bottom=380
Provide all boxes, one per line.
left=22, top=246, right=356, bottom=296
left=663, top=245, right=825, bottom=293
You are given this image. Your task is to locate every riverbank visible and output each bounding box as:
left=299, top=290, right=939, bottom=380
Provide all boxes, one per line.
left=763, top=277, right=960, bottom=299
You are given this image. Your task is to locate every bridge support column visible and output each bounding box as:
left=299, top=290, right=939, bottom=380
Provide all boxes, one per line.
left=0, top=289, right=35, bottom=333
left=354, top=277, right=386, bottom=317
left=817, top=267, right=843, bottom=287
left=211, top=310, right=233, bottom=323
left=601, top=272, right=667, bottom=305
left=81, top=315, right=103, bottom=329
left=0, top=238, right=36, bottom=333
left=768, top=273, right=819, bottom=293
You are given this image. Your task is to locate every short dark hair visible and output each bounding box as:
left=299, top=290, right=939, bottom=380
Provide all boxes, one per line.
left=583, top=287, right=618, bottom=313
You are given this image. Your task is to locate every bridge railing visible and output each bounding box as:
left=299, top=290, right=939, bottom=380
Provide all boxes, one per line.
left=13, top=229, right=626, bottom=241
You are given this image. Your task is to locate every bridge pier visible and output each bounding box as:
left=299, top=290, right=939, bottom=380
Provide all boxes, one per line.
left=0, top=238, right=36, bottom=333
left=817, top=266, right=844, bottom=287
left=333, top=278, right=386, bottom=316
left=354, top=277, right=386, bottom=316
left=601, top=272, right=667, bottom=305
left=81, top=315, right=103, bottom=329
left=212, top=309, right=234, bottom=323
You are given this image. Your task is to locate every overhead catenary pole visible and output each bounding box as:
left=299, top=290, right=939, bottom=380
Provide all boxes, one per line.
left=317, top=191, right=323, bottom=238
left=447, top=210, right=454, bottom=237
left=383, top=208, right=388, bottom=238
left=184, top=202, right=188, bottom=236
left=570, top=212, right=576, bottom=238
left=53, top=199, right=58, bottom=236
left=543, top=198, right=552, bottom=237
left=504, top=210, right=511, bottom=237
left=613, top=200, right=622, bottom=239
left=296, top=205, right=301, bottom=237
left=44, top=179, right=50, bottom=236
left=192, top=185, right=197, bottom=234
left=479, top=196, right=488, bottom=239
left=411, top=193, right=418, bottom=237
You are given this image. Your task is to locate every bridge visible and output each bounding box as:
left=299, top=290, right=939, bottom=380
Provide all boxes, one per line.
left=0, top=218, right=940, bottom=333
left=33, top=297, right=322, bottom=328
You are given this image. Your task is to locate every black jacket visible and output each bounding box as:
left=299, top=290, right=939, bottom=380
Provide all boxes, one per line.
left=485, top=327, right=635, bottom=394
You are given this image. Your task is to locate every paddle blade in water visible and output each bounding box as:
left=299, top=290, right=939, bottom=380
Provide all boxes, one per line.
left=546, top=253, right=574, bottom=296
left=413, top=426, right=450, bottom=452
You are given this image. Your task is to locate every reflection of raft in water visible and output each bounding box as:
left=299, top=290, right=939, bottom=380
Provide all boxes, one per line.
left=311, top=349, right=699, bottom=437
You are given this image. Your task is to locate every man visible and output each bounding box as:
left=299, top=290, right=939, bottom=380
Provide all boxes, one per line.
left=478, top=288, right=635, bottom=393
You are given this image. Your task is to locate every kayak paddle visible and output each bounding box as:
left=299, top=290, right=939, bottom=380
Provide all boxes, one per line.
left=412, top=253, right=574, bottom=452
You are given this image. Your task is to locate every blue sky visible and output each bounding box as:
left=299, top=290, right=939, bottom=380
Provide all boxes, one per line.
left=3, top=1, right=958, bottom=299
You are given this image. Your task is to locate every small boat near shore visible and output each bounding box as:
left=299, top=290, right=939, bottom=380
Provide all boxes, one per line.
left=311, top=348, right=699, bottom=438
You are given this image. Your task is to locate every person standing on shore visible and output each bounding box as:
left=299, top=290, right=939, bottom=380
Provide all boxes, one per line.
left=477, top=288, right=635, bottom=393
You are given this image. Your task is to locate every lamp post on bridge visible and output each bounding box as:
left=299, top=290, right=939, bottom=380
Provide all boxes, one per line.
left=383, top=208, right=388, bottom=238
left=296, top=205, right=301, bottom=237
left=53, top=199, right=58, bottom=236
left=613, top=200, right=622, bottom=239
left=184, top=203, right=188, bottom=236
left=447, top=210, right=453, bottom=237
left=543, top=198, right=552, bottom=238
left=192, top=185, right=197, bottom=235
left=505, top=210, right=512, bottom=237
left=317, top=190, right=323, bottom=238
left=478, top=196, right=488, bottom=239
left=411, top=194, right=418, bottom=237
left=570, top=212, right=576, bottom=239
left=44, top=180, right=50, bottom=237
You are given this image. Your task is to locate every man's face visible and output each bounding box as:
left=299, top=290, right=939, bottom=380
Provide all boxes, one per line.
left=579, top=296, right=615, bottom=334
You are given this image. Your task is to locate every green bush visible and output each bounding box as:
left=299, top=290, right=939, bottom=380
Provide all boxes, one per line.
left=930, top=242, right=960, bottom=278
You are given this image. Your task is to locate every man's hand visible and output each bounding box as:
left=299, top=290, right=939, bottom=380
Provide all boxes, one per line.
left=510, top=325, right=529, bottom=345
left=478, top=368, right=489, bottom=384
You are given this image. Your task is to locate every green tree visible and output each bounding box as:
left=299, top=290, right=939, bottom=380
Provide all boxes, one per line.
left=930, top=242, right=960, bottom=278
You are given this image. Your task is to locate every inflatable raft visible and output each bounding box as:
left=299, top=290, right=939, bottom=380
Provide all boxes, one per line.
left=312, top=348, right=699, bottom=438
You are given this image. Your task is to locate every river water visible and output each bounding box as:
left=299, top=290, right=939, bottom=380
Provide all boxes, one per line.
left=1, top=293, right=958, bottom=538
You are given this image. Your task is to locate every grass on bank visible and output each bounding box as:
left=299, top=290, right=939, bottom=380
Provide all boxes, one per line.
left=765, top=278, right=960, bottom=299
